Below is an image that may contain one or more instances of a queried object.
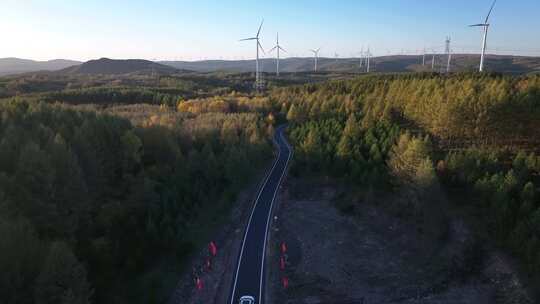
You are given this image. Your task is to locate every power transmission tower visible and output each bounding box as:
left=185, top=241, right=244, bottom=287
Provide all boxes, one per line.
left=259, top=56, right=265, bottom=89
left=359, top=47, right=364, bottom=69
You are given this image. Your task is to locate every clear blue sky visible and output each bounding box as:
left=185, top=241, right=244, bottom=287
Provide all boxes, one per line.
left=2, top=0, right=540, bottom=61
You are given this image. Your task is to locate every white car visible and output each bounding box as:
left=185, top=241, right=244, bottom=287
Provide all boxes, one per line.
left=239, top=295, right=255, bottom=304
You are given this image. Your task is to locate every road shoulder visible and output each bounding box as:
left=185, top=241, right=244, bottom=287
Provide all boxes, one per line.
left=168, top=157, right=275, bottom=304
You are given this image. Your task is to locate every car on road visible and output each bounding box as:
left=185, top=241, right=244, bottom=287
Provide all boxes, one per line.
left=239, top=295, right=255, bottom=304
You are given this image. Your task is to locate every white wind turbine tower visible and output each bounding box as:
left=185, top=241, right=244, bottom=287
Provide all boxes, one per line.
left=240, top=19, right=265, bottom=88
left=470, top=0, right=497, bottom=72
left=269, top=33, right=286, bottom=77
left=445, top=36, right=452, bottom=73
left=431, top=49, right=436, bottom=71
left=310, top=48, right=321, bottom=72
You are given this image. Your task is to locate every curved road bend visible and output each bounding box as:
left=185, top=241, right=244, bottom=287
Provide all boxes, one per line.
left=229, top=125, right=292, bottom=304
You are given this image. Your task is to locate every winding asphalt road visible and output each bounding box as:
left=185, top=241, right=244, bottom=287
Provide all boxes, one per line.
left=229, top=125, right=292, bottom=304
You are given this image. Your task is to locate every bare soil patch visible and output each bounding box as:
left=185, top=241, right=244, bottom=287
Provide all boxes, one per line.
left=267, top=178, right=533, bottom=304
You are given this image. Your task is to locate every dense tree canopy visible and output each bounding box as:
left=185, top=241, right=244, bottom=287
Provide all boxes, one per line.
left=275, top=73, right=540, bottom=282
left=2, top=71, right=540, bottom=303
left=0, top=99, right=272, bottom=303
left=273, top=73, right=540, bottom=149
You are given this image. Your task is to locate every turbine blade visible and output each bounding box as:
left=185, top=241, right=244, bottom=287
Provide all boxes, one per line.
left=256, top=19, right=264, bottom=38
left=485, top=0, right=497, bottom=23
left=269, top=46, right=278, bottom=52
left=240, top=37, right=257, bottom=41
left=279, top=46, right=287, bottom=53
left=258, top=41, right=266, bottom=54
left=469, top=24, right=487, bottom=27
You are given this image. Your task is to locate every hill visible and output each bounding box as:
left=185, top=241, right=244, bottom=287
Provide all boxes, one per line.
left=0, top=58, right=81, bottom=76
left=60, top=58, right=179, bottom=75
left=3, top=55, right=539, bottom=77
left=160, top=58, right=323, bottom=73
left=161, top=54, right=540, bottom=74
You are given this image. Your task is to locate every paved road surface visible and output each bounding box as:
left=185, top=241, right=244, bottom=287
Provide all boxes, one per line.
left=229, top=125, right=292, bottom=304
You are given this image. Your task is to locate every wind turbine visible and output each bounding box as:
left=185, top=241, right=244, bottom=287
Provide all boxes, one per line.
left=431, top=49, right=436, bottom=71
left=240, top=19, right=265, bottom=87
left=269, top=33, right=286, bottom=77
left=445, top=36, right=452, bottom=73
left=470, top=0, right=497, bottom=72
left=310, top=48, right=321, bottom=72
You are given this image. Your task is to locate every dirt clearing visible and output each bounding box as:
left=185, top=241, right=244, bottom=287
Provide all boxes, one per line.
left=266, top=178, right=533, bottom=304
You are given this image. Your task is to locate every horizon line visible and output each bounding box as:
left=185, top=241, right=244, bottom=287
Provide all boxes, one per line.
left=2, top=52, right=540, bottom=63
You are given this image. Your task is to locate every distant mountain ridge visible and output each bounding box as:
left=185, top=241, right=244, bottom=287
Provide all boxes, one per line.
left=160, top=54, right=540, bottom=74
left=2, top=55, right=539, bottom=76
left=60, top=58, right=179, bottom=75
left=0, top=58, right=81, bottom=76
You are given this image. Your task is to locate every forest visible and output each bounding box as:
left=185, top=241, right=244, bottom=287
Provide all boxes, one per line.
left=0, top=71, right=341, bottom=103
left=271, top=72, right=540, bottom=292
left=1, top=71, right=540, bottom=303
left=0, top=97, right=273, bottom=303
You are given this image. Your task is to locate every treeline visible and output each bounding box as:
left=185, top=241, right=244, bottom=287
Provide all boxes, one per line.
left=0, top=99, right=272, bottom=303
left=272, top=78, right=400, bottom=187
left=274, top=73, right=540, bottom=288
left=287, top=115, right=400, bottom=187
left=440, top=149, right=540, bottom=275
left=177, top=95, right=272, bottom=114
left=0, top=72, right=261, bottom=101
left=273, top=73, right=540, bottom=149
left=42, top=87, right=183, bottom=106
left=279, top=79, right=438, bottom=216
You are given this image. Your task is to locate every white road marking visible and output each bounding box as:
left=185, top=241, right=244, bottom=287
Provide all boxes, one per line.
left=258, top=127, right=292, bottom=303
left=229, top=126, right=287, bottom=304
